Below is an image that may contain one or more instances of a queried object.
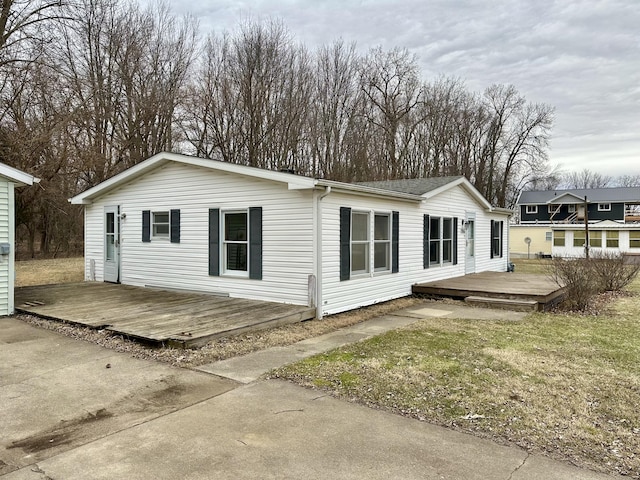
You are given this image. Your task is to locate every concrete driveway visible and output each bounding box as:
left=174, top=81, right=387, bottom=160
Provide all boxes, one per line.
left=1, top=316, right=615, bottom=480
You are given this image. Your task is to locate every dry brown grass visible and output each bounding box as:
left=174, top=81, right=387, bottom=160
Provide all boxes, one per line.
left=274, top=279, right=640, bottom=478
left=15, top=257, right=84, bottom=287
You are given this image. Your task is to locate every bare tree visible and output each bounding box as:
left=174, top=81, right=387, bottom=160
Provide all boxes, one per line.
left=562, top=169, right=612, bottom=189
left=615, top=173, right=640, bottom=187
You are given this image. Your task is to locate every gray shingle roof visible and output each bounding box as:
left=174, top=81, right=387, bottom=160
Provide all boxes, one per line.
left=518, top=187, right=640, bottom=204
left=356, top=176, right=463, bottom=196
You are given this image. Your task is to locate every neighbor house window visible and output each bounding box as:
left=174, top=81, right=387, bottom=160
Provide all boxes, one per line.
left=152, top=211, right=169, bottom=237
left=573, top=230, right=585, bottom=247
left=553, top=230, right=565, bottom=247
left=606, top=231, right=619, bottom=248
left=374, top=213, right=391, bottom=272
left=525, top=205, right=538, bottom=214
left=429, top=216, right=453, bottom=266
left=351, top=211, right=370, bottom=275
left=630, top=231, right=640, bottom=249
left=545, top=231, right=552, bottom=242
left=568, top=204, right=576, bottom=213
left=598, top=203, right=611, bottom=211
left=590, top=230, right=602, bottom=248
left=548, top=204, right=559, bottom=214
left=223, top=211, right=248, bottom=273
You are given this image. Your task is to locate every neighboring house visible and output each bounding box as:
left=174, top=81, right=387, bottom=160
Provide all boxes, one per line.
left=551, top=220, right=640, bottom=258
left=0, top=162, right=38, bottom=316
left=70, top=152, right=511, bottom=318
left=512, top=187, right=640, bottom=258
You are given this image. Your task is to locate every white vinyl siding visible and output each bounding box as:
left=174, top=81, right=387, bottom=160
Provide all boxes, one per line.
left=83, top=162, right=314, bottom=306
left=0, top=181, right=11, bottom=315
left=321, top=186, right=509, bottom=315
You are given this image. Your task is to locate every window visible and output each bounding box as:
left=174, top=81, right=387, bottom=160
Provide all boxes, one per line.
left=548, top=204, right=559, bottom=214
left=606, top=231, right=619, bottom=248
left=223, top=211, right=248, bottom=273
left=525, top=205, right=538, bottom=214
left=351, top=212, right=370, bottom=275
left=568, top=204, right=576, bottom=213
left=340, top=207, right=399, bottom=280
left=630, top=231, right=640, bottom=249
left=545, top=231, right=552, bottom=242
left=429, top=216, right=454, bottom=266
left=152, top=211, right=169, bottom=237
left=553, top=230, right=565, bottom=247
left=598, top=203, right=611, bottom=211
left=590, top=230, right=602, bottom=248
left=491, top=220, right=503, bottom=258
left=374, top=213, right=391, bottom=272
left=573, top=230, right=585, bottom=247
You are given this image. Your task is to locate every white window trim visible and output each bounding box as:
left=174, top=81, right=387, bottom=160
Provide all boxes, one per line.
left=430, top=216, right=454, bottom=267
left=630, top=231, right=640, bottom=249
left=373, top=212, right=392, bottom=273
left=568, top=204, right=576, bottom=213
left=152, top=211, right=169, bottom=238
left=598, top=203, right=611, bottom=211
left=491, top=221, right=503, bottom=257
left=222, top=210, right=249, bottom=277
left=547, top=204, right=559, bottom=214
left=350, top=210, right=393, bottom=277
left=525, top=205, right=538, bottom=214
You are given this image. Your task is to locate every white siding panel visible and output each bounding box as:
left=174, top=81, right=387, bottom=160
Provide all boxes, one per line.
left=84, top=163, right=314, bottom=306
left=0, top=181, right=10, bottom=315
left=320, top=186, right=510, bottom=315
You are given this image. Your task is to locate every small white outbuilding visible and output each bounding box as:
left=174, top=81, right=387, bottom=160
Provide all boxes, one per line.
left=0, top=162, right=38, bottom=316
left=70, top=152, right=511, bottom=318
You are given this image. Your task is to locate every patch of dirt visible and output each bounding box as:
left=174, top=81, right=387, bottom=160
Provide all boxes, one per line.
left=8, top=409, right=113, bottom=454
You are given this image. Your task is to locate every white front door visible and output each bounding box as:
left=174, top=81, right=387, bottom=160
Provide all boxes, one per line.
left=104, top=206, right=120, bottom=283
left=465, top=214, right=476, bottom=274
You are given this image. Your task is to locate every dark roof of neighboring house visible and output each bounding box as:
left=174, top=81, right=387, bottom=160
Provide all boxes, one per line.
left=518, top=187, right=640, bottom=205
left=356, top=176, right=464, bottom=196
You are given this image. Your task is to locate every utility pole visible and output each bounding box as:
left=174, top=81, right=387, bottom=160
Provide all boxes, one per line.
left=584, top=195, right=589, bottom=259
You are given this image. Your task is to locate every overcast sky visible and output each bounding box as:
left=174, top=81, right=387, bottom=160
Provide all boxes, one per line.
left=159, top=0, right=639, bottom=177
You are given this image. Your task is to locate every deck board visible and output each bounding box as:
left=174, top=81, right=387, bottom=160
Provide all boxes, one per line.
left=412, top=272, right=564, bottom=310
left=15, top=282, right=316, bottom=348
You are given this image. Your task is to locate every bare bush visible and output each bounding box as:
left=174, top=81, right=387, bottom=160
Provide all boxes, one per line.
left=589, top=250, right=640, bottom=292
left=547, top=257, right=598, bottom=311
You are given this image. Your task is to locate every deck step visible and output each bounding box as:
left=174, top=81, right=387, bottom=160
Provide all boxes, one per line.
left=464, top=296, right=539, bottom=312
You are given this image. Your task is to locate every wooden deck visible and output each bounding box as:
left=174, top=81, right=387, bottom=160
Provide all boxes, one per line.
left=15, top=283, right=316, bottom=348
left=412, top=272, right=565, bottom=311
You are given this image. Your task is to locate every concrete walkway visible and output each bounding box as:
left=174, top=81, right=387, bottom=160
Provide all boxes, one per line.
left=1, top=308, right=617, bottom=480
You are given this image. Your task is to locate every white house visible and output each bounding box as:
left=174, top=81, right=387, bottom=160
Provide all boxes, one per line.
left=0, top=162, right=38, bottom=316
left=551, top=220, right=640, bottom=258
left=70, top=152, right=511, bottom=318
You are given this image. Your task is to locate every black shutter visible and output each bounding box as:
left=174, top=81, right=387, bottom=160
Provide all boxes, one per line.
left=340, top=207, right=351, bottom=281
left=249, top=207, right=263, bottom=280
left=142, top=210, right=151, bottom=242
left=208, top=209, right=220, bottom=276
left=453, top=217, right=458, bottom=265
left=170, top=209, right=180, bottom=243
left=499, top=221, right=504, bottom=258
left=490, top=219, right=495, bottom=259
left=423, top=214, right=430, bottom=269
left=392, top=211, right=399, bottom=273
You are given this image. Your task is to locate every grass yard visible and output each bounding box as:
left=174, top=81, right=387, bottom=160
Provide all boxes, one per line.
left=272, top=262, right=640, bottom=478
left=15, top=257, right=84, bottom=287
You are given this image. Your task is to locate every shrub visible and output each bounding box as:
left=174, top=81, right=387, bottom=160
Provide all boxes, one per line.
left=547, top=251, right=640, bottom=311
left=547, top=257, right=598, bottom=311
left=589, top=250, right=640, bottom=292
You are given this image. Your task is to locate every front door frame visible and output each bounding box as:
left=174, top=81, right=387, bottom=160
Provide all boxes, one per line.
left=464, top=212, right=476, bottom=274
left=104, top=205, right=120, bottom=283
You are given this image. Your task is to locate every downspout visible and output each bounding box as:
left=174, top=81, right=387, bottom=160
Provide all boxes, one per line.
left=315, top=186, right=332, bottom=319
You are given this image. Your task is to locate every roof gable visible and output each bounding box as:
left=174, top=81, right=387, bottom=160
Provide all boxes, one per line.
left=0, top=162, right=38, bottom=187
